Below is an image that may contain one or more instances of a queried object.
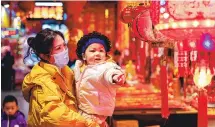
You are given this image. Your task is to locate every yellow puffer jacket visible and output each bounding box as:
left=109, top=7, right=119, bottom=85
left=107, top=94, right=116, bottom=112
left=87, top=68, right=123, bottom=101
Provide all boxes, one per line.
left=22, top=62, right=98, bottom=127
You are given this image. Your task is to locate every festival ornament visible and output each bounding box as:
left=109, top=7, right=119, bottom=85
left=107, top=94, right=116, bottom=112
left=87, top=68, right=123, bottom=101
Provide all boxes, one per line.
left=64, top=1, right=86, bottom=26
left=120, top=6, right=133, bottom=23
left=167, top=1, right=215, bottom=20
left=131, top=3, right=150, bottom=19
left=193, top=64, right=213, bottom=127
left=198, top=33, right=215, bottom=52
left=131, top=9, right=174, bottom=48
left=120, top=2, right=174, bottom=48
left=190, top=50, right=197, bottom=62
left=209, top=52, right=215, bottom=74
left=160, top=57, right=170, bottom=119
left=174, top=50, right=189, bottom=79
left=193, top=66, right=213, bottom=89
left=131, top=8, right=153, bottom=40
left=18, top=1, right=35, bottom=12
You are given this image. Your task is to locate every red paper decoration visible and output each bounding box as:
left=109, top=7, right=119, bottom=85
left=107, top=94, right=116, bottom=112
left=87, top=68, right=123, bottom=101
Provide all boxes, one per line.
left=190, top=51, right=198, bottom=62
left=174, top=51, right=189, bottom=77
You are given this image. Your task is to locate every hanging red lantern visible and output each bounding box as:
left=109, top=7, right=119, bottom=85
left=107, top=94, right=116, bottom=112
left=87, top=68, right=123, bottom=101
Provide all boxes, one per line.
left=193, top=62, right=213, bottom=127
left=132, top=3, right=150, bottom=19
left=64, top=1, right=86, bottom=25
left=132, top=8, right=174, bottom=47
left=131, top=9, right=154, bottom=40
left=120, top=6, right=133, bottom=23
left=18, top=1, right=35, bottom=12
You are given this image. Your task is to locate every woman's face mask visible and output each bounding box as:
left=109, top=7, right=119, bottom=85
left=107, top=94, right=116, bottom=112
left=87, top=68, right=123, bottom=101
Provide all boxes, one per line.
left=52, top=48, right=69, bottom=68
left=50, top=35, right=69, bottom=68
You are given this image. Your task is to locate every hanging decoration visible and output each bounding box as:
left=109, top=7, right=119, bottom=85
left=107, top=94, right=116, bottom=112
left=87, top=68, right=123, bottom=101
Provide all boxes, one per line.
left=131, top=8, right=153, bottom=40
left=120, top=2, right=175, bottom=49
left=18, top=1, right=35, bottom=13
left=198, top=33, right=215, bottom=52
left=209, top=52, right=215, bottom=74
left=120, top=6, right=133, bottom=23
left=174, top=40, right=190, bottom=76
left=193, top=62, right=213, bottom=127
left=160, top=57, right=170, bottom=119
left=120, top=1, right=173, bottom=119
left=119, top=0, right=215, bottom=124
left=154, top=1, right=215, bottom=40
left=168, top=1, right=215, bottom=20
left=131, top=3, right=149, bottom=19
left=131, top=4, right=174, bottom=48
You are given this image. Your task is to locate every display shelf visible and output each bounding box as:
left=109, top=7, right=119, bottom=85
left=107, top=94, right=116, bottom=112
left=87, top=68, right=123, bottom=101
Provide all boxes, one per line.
left=110, top=85, right=198, bottom=127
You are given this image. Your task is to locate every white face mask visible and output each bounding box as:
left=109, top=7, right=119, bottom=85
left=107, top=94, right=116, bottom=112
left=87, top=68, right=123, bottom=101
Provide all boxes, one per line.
left=53, top=48, right=69, bottom=68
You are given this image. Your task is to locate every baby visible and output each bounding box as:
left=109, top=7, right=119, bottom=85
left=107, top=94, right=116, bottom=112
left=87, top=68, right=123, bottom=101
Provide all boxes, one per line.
left=74, top=31, right=125, bottom=126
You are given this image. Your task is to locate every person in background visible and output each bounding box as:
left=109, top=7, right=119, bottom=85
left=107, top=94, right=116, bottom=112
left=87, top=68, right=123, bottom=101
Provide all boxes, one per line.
left=1, top=95, right=27, bottom=127
left=113, top=49, right=122, bottom=66
left=74, top=31, right=126, bottom=127
left=1, top=48, right=15, bottom=91
left=22, top=28, right=98, bottom=127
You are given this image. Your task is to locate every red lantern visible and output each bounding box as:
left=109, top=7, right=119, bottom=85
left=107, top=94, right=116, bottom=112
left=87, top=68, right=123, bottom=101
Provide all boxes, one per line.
left=120, top=6, right=133, bottom=23
left=18, top=1, right=35, bottom=12
left=132, top=3, right=150, bottom=19
left=64, top=1, right=86, bottom=25
left=131, top=9, right=154, bottom=40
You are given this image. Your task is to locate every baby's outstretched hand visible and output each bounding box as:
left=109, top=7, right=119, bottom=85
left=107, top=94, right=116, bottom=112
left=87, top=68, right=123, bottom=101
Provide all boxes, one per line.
left=113, top=74, right=125, bottom=86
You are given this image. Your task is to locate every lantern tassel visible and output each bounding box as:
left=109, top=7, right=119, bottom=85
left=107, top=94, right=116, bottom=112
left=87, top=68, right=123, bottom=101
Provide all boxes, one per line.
left=198, top=89, right=208, bottom=127
left=160, top=65, right=170, bottom=119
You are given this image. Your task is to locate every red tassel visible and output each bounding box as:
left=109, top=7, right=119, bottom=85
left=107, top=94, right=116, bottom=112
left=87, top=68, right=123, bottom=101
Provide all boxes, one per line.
left=160, top=65, right=170, bottom=119
left=198, top=90, right=208, bottom=127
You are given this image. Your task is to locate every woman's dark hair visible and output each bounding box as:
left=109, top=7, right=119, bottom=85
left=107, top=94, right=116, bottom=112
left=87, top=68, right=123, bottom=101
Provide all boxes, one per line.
left=24, top=28, right=64, bottom=63
left=76, top=31, right=111, bottom=60
left=3, top=95, right=18, bottom=107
